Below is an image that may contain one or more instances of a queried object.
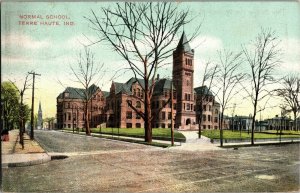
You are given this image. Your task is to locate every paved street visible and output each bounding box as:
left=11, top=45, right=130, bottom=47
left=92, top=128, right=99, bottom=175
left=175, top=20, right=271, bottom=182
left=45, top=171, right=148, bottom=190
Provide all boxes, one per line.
left=2, top=130, right=300, bottom=192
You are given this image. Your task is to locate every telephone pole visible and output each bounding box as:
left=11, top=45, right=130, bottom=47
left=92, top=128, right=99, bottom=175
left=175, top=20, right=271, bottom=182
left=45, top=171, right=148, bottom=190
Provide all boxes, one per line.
left=28, top=71, right=41, bottom=140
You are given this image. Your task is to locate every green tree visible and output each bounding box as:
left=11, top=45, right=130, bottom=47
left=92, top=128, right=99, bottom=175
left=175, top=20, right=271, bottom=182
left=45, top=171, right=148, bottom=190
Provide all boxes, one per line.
left=1, top=81, right=20, bottom=130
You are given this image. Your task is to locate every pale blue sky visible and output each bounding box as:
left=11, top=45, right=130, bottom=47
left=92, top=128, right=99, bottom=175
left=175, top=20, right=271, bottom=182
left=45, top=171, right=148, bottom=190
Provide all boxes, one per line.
left=1, top=1, right=300, bottom=118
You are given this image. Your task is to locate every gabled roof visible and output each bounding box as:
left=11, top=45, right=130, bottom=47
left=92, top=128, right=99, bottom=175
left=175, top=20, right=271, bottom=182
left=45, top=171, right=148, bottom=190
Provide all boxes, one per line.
left=113, top=82, right=132, bottom=95
left=194, top=86, right=213, bottom=96
left=153, top=78, right=175, bottom=96
left=176, top=31, right=193, bottom=54
left=126, top=77, right=145, bottom=89
left=57, top=84, right=101, bottom=99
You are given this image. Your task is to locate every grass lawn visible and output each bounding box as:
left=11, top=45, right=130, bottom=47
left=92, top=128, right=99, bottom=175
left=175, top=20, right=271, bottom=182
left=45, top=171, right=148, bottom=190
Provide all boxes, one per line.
left=64, top=127, right=185, bottom=141
left=262, top=130, right=300, bottom=135
left=202, top=129, right=300, bottom=140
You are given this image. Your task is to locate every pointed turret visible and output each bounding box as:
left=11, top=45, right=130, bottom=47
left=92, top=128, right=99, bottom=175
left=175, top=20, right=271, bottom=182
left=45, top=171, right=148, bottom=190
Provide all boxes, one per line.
left=37, top=101, right=43, bottom=129
left=176, top=31, right=194, bottom=54
left=38, top=101, right=42, bottom=113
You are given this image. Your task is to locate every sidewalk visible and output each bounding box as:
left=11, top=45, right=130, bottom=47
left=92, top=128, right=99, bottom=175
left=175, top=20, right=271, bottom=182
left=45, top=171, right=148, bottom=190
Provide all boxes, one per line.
left=2, top=129, right=51, bottom=168
left=169, top=131, right=223, bottom=151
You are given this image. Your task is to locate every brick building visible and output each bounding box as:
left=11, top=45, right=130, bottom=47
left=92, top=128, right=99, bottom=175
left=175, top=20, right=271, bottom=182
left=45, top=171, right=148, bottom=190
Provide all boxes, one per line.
left=56, top=32, right=220, bottom=130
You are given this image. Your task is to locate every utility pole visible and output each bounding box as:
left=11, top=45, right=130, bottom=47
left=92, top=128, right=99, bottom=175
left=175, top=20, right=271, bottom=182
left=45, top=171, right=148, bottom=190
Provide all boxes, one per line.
left=28, top=71, right=41, bottom=140
left=170, top=80, right=174, bottom=146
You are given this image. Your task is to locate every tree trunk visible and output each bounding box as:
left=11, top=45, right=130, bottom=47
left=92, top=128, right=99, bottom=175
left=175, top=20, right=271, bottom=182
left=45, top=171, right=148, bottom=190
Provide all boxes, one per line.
left=85, top=102, right=91, bottom=135
left=198, top=109, right=203, bottom=138
left=144, top=90, right=152, bottom=143
left=293, top=111, right=297, bottom=131
left=220, top=112, right=224, bottom=147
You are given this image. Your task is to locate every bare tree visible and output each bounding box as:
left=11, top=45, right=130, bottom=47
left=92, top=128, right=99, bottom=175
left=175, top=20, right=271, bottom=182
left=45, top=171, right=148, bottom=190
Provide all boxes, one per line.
left=86, top=2, right=200, bottom=143
left=70, top=47, right=103, bottom=135
left=277, top=74, right=300, bottom=131
left=242, top=28, right=281, bottom=145
left=214, top=50, right=245, bottom=147
left=196, top=61, right=219, bottom=138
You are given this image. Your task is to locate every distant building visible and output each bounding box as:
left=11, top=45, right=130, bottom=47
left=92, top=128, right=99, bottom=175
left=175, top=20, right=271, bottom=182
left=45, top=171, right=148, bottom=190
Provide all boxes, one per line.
left=228, top=115, right=253, bottom=131
left=56, top=32, right=220, bottom=130
left=266, top=115, right=293, bottom=131
left=37, top=101, right=43, bottom=130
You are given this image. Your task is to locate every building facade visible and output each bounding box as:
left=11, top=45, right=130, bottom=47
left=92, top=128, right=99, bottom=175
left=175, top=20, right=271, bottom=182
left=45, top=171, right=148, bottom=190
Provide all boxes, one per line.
left=56, top=32, right=220, bottom=130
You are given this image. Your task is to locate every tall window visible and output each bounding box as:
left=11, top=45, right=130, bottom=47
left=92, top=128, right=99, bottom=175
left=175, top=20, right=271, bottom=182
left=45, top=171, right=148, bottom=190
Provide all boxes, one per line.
left=136, top=101, right=141, bottom=108
left=137, top=88, right=141, bottom=97
left=162, top=111, right=166, bottom=120
left=168, top=112, right=172, bottom=120
left=126, top=111, right=132, bottom=119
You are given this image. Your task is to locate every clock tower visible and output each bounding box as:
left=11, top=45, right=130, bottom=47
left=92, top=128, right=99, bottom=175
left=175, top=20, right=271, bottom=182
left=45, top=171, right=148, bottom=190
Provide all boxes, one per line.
left=173, top=32, right=196, bottom=130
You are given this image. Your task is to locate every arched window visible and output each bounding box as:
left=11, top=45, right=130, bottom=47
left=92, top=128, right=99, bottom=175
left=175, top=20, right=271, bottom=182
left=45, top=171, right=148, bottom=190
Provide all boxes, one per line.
left=136, top=101, right=141, bottom=108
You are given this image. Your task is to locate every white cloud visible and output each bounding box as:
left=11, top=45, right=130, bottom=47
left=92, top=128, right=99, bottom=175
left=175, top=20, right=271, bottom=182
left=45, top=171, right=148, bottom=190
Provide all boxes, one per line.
left=66, top=35, right=100, bottom=48
left=1, top=33, right=50, bottom=49
left=191, top=35, right=223, bottom=57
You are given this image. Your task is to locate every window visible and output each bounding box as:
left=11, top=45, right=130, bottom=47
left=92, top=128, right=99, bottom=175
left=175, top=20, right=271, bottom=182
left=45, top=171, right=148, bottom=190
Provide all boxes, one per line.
left=137, top=89, right=141, bottom=97
left=184, top=103, right=186, bottom=110
left=126, top=111, right=132, bottom=119
left=203, top=125, right=206, bottom=129
left=208, top=125, right=211, bottom=129
left=164, top=91, right=168, bottom=97
left=161, top=123, right=165, bottom=128
left=215, top=109, right=218, bottom=114
left=68, top=113, right=71, bottom=121
left=136, top=114, right=141, bottom=119
left=185, top=93, right=188, bottom=100
left=203, top=105, right=206, bottom=111
left=202, top=115, right=206, bottom=121
left=168, top=112, right=172, bottom=120
left=68, top=124, right=71, bottom=128
left=209, top=105, right=212, bottom=111
left=126, top=123, right=132, bottom=128
left=136, top=101, right=141, bottom=108
left=136, top=123, right=141, bottom=128
left=214, top=117, right=218, bottom=123
left=127, top=100, right=132, bottom=107
left=133, top=89, right=136, bottom=96
left=187, top=103, right=190, bottom=110
left=162, top=111, right=166, bottom=120
left=208, top=115, right=211, bottom=122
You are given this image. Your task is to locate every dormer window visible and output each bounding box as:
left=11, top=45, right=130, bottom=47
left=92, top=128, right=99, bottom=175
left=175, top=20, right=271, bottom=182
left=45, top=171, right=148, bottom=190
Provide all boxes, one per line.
left=64, top=92, right=69, bottom=98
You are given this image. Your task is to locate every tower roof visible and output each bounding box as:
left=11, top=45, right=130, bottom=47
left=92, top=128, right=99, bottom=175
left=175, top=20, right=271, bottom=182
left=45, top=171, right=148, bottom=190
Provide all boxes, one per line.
left=176, top=31, right=193, bottom=54
left=38, top=101, right=42, bottom=112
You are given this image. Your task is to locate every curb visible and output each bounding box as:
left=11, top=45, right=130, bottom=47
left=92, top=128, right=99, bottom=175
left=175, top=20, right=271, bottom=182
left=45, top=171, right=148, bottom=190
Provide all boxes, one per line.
left=2, top=153, right=51, bottom=168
